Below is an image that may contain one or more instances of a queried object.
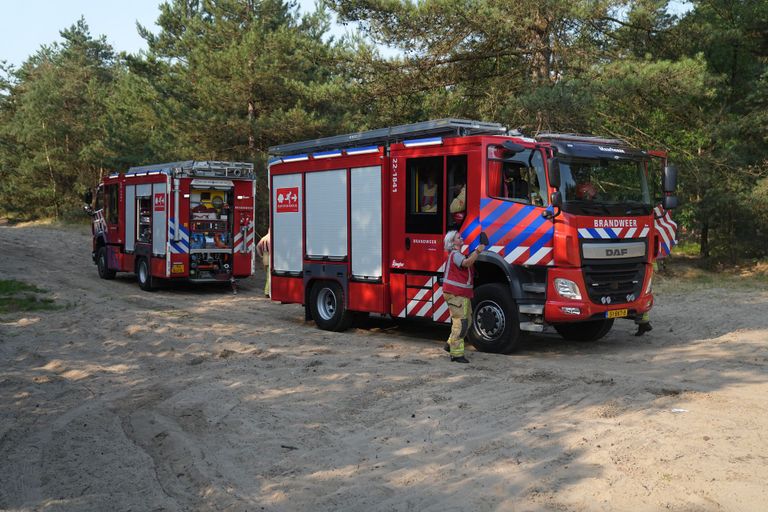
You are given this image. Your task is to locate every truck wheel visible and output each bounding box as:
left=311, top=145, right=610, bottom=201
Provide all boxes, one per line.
left=97, top=247, right=116, bottom=280
left=554, top=319, right=614, bottom=342
left=137, top=258, right=155, bottom=291
left=468, top=283, right=521, bottom=354
left=309, top=281, right=353, bottom=332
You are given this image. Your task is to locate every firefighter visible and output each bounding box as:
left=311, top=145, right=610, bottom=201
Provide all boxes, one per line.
left=256, top=230, right=270, bottom=297
left=421, top=173, right=438, bottom=213
left=442, top=230, right=485, bottom=363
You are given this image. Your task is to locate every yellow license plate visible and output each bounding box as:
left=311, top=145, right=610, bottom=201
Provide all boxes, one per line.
left=606, top=309, right=628, bottom=319
left=171, top=263, right=185, bottom=274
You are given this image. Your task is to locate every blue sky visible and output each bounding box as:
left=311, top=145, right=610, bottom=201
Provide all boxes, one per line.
left=0, top=0, right=692, bottom=69
left=0, top=0, right=322, bottom=68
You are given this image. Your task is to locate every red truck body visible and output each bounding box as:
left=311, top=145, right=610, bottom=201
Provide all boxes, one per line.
left=267, top=120, right=677, bottom=352
left=90, top=161, right=257, bottom=291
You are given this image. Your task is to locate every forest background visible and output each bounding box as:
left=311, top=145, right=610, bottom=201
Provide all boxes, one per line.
left=1, top=0, right=766, bottom=261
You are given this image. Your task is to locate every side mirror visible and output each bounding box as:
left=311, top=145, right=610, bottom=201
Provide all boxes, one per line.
left=548, top=158, right=561, bottom=189
left=83, top=204, right=95, bottom=216
left=550, top=190, right=562, bottom=207
left=83, top=189, right=93, bottom=205
left=502, top=141, right=525, bottom=154
left=662, top=164, right=679, bottom=210
left=663, top=195, right=679, bottom=210
left=663, top=164, right=678, bottom=193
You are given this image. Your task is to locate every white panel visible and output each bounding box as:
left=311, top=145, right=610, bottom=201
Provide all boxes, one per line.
left=351, top=166, right=382, bottom=278
left=125, top=185, right=136, bottom=252
left=152, top=183, right=167, bottom=255
left=306, top=169, right=347, bottom=258
left=136, top=184, right=152, bottom=197
left=272, top=173, right=303, bottom=272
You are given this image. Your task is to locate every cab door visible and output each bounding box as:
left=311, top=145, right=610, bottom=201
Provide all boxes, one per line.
left=389, top=149, right=468, bottom=319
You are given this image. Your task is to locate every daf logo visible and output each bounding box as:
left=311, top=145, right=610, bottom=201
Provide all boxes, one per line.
left=606, top=248, right=628, bottom=257
left=601, top=296, right=612, bottom=304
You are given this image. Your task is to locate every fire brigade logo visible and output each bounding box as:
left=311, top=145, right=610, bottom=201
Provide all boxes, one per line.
left=154, top=193, right=165, bottom=211
left=276, top=187, right=299, bottom=213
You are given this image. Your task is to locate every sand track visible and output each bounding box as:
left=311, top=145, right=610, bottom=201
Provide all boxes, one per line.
left=1, top=224, right=767, bottom=511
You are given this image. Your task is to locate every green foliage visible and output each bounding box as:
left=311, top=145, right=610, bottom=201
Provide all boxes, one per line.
left=0, top=279, right=57, bottom=314
left=0, top=0, right=766, bottom=259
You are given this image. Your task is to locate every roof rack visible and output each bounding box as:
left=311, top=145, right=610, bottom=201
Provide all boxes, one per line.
left=535, top=133, right=628, bottom=146
left=268, top=118, right=507, bottom=157
left=127, top=160, right=254, bottom=179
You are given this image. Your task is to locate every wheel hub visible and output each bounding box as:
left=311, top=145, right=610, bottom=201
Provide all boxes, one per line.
left=476, top=301, right=505, bottom=340
left=317, top=288, right=336, bottom=320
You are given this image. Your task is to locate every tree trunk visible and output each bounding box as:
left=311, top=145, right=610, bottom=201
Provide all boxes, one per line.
left=700, top=220, right=710, bottom=258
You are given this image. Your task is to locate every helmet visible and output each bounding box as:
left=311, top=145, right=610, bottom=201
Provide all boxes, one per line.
left=576, top=182, right=597, bottom=200
left=452, top=212, right=466, bottom=225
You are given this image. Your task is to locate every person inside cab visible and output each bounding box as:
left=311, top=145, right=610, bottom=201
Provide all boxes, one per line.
left=575, top=181, right=598, bottom=201
left=449, top=181, right=466, bottom=226
left=421, top=172, right=438, bottom=213
left=504, top=164, right=529, bottom=200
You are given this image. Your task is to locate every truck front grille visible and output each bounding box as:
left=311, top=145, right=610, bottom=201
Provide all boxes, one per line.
left=582, top=262, right=645, bottom=305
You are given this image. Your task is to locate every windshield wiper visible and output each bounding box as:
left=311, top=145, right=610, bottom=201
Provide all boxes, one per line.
left=567, top=200, right=610, bottom=215
left=623, top=202, right=651, bottom=215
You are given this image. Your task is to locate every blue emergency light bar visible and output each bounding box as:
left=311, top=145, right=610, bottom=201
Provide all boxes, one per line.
left=403, top=137, right=443, bottom=148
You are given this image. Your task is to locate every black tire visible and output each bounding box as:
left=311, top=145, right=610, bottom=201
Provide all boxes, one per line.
left=309, top=281, right=354, bottom=332
left=96, top=247, right=116, bottom=280
left=467, top=283, right=522, bottom=354
left=136, top=258, right=155, bottom=292
left=554, top=319, right=614, bottom=342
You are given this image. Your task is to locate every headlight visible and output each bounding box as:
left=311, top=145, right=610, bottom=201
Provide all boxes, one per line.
left=554, top=278, right=582, bottom=300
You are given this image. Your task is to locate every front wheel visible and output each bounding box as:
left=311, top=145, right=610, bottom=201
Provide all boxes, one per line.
left=309, top=281, right=354, bottom=332
left=554, top=319, right=614, bottom=342
left=467, top=283, right=522, bottom=354
left=97, top=247, right=116, bottom=280
left=136, top=258, right=155, bottom=291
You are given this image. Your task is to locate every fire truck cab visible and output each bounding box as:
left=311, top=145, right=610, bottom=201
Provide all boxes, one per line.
left=267, top=119, right=678, bottom=352
left=88, top=160, right=257, bottom=291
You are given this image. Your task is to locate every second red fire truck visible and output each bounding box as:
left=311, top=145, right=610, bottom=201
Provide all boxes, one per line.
left=88, top=160, right=257, bottom=291
left=267, top=119, right=678, bottom=352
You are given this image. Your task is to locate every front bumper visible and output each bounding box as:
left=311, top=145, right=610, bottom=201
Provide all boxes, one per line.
left=543, top=266, right=654, bottom=323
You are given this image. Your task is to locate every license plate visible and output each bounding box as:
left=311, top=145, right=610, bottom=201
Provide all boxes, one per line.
left=606, top=309, right=628, bottom=319
left=171, top=263, right=185, bottom=274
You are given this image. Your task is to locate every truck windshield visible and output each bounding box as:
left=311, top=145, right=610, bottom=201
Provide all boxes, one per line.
left=559, top=157, right=651, bottom=215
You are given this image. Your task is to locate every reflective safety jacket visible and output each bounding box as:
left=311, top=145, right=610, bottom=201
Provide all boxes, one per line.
left=442, top=250, right=473, bottom=298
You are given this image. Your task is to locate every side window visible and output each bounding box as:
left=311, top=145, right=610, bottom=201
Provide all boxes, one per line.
left=529, top=150, right=547, bottom=207
left=447, top=155, right=468, bottom=229
left=136, top=196, right=152, bottom=243
left=406, top=156, right=443, bottom=234
left=95, top=185, right=104, bottom=212
left=105, top=184, right=119, bottom=224
left=487, top=146, right=548, bottom=207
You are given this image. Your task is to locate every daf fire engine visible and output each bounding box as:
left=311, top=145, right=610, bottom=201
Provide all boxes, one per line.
left=88, top=160, right=257, bottom=291
left=267, top=119, right=678, bottom=353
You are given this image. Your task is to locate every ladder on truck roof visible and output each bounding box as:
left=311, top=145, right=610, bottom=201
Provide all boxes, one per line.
left=126, top=160, right=255, bottom=178
left=268, top=118, right=508, bottom=157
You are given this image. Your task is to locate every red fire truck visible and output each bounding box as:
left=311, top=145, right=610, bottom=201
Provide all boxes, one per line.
left=88, top=160, right=257, bottom=291
left=267, top=119, right=678, bottom=352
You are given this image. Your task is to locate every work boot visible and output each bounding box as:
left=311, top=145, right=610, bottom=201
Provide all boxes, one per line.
left=451, top=355, right=470, bottom=364
left=444, top=343, right=450, bottom=353
left=635, top=322, right=653, bottom=336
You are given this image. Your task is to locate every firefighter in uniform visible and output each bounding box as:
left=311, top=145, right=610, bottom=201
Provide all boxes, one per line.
left=442, top=230, right=485, bottom=363
left=256, top=230, right=271, bottom=297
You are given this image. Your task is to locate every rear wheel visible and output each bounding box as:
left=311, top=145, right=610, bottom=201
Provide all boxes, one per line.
left=468, top=283, right=521, bottom=354
left=309, top=281, right=354, bottom=332
left=96, top=247, right=116, bottom=280
left=137, top=258, right=155, bottom=291
left=554, top=319, right=614, bottom=342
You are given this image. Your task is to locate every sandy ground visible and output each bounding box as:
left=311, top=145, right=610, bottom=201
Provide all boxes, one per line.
left=1, top=223, right=767, bottom=512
